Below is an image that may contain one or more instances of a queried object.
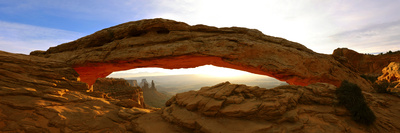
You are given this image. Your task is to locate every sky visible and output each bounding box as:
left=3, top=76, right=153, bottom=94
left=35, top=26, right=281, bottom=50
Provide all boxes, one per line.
left=1, top=0, right=400, bottom=77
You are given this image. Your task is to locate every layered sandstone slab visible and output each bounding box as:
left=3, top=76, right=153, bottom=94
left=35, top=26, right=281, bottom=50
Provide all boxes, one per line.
left=160, top=82, right=400, bottom=133
left=31, top=18, right=372, bottom=91
left=0, top=51, right=154, bottom=132
left=2, top=50, right=400, bottom=132
left=377, top=62, right=400, bottom=93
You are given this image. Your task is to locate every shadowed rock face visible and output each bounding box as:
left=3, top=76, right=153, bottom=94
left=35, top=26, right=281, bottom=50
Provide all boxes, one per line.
left=92, top=78, right=145, bottom=108
left=142, top=82, right=400, bottom=133
left=31, top=18, right=372, bottom=91
left=333, top=48, right=400, bottom=76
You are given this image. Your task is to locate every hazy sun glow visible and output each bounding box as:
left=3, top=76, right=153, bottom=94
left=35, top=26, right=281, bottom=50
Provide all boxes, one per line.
left=107, top=65, right=256, bottom=78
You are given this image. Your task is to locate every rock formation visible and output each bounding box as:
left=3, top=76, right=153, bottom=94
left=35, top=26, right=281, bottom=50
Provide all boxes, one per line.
left=4, top=18, right=400, bottom=132
left=150, top=80, right=156, bottom=90
left=333, top=48, right=400, bottom=76
left=0, top=51, right=155, bottom=132
left=31, top=18, right=372, bottom=91
left=2, top=49, right=400, bottom=132
left=92, top=78, right=145, bottom=108
left=133, top=82, right=400, bottom=132
left=138, top=79, right=171, bottom=108
left=378, top=62, right=400, bottom=83
left=376, top=62, right=400, bottom=93
left=139, top=79, right=149, bottom=88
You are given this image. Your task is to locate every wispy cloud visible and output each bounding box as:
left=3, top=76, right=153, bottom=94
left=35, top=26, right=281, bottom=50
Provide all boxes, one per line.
left=1, top=0, right=399, bottom=54
left=330, top=20, right=400, bottom=53
left=0, top=21, right=84, bottom=54
left=148, top=0, right=400, bottom=54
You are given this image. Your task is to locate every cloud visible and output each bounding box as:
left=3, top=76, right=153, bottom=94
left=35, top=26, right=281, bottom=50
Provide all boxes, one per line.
left=330, top=20, right=400, bottom=53
left=1, top=0, right=400, bottom=55
left=146, top=0, right=400, bottom=54
left=0, top=21, right=84, bottom=54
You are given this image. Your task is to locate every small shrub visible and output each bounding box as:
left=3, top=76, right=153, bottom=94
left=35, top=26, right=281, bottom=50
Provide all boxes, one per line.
left=360, top=74, right=378, bottom=83
left=336, top=80, right=376, bottom=125
left=373, top=80, right=390, bottom=93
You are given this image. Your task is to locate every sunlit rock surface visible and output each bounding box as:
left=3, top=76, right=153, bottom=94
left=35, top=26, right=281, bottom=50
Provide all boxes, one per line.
left=31, top=18, right=372, bottom=91
left=0, top=51, right=156, bottom=132
left=378, top=62, right=400, bottom=82
left=377, top=62, right=400, bottom=93
left=131, top=82, right=400, bottom=133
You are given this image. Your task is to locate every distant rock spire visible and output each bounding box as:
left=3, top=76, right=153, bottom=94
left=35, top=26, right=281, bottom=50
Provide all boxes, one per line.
left=150, top=80, right=156, bottom=90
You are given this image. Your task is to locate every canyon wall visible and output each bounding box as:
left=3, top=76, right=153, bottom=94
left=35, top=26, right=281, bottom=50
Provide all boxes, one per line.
left=333, top=48, right=400, bottom=76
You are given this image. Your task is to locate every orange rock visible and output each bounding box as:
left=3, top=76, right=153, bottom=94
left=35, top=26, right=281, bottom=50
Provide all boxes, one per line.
left=2, top=49, right=400, bottom=132
left=333, top=48, right=400, bottom=76
left=32, top=18, right=372, bottom=91
left=92, top=78, right=145, bottom=108
left=0, top=51, right=154, bottom=132
left=377, top=62, right=400, bottom=93
left=378, top=62, right=400, bottom=82
left=161, top=82, right=400, bottom=132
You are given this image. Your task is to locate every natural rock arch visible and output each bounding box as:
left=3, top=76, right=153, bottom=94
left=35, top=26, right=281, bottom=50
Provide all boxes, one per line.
left=31, top=18, right=372, bottom=91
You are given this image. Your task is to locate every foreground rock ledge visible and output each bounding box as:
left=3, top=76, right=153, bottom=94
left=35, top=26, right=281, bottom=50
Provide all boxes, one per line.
left=1, top=51, right=400, bottom=132
left=135, top=82, right=400, bottom=133
left=31, top=18, right=372, bottom=91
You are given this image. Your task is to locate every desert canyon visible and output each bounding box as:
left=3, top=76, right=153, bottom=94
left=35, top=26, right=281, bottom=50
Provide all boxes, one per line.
left=1, top=18, right=400, bottom=132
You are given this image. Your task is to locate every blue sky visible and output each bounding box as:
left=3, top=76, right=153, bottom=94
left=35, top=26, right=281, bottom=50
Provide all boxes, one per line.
left=1, top=0, right=400, bottom=55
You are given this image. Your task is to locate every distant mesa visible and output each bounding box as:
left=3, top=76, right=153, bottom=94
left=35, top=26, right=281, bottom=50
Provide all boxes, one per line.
left=31, top=18, right=372, bottom=91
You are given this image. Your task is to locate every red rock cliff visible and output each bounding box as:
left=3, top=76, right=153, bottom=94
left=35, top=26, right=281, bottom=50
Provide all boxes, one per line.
left=333, top=48, right=400, bottom=76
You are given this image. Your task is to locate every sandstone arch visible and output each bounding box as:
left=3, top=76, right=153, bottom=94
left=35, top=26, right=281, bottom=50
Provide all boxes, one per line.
left=31, top=18, right=372, bottom=91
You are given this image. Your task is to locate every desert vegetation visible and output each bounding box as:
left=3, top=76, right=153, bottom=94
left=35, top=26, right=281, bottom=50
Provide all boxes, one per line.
left=377, top=50, right=400, bottom=55
left=336, top=80, right=376, bottom=125
left=360, top=74, right=399, bottom=94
